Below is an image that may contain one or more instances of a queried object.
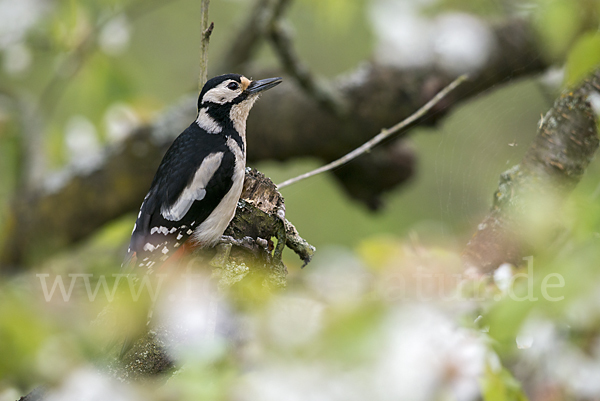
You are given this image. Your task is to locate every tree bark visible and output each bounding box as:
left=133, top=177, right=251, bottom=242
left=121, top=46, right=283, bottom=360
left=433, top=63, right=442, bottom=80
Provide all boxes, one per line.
left=463, top=70, right=600, bottom=274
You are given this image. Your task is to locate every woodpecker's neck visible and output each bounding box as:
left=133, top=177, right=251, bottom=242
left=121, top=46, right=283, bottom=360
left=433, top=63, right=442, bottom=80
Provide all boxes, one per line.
left=196, top=107, right=222, bottom=134
left=196, top=102, right=253, bottom=153
left=195, top=96, right=258, bottom=151
left=228, top=96, right=258, bottom=137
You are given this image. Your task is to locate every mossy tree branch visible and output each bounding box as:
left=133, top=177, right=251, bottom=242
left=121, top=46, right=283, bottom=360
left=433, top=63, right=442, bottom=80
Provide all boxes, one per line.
left=462, top=70, right=600, bottom=274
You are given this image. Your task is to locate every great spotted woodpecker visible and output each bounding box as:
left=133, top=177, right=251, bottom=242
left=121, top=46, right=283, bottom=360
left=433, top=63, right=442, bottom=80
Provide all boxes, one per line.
left=126, top=74, right=282, bottom=269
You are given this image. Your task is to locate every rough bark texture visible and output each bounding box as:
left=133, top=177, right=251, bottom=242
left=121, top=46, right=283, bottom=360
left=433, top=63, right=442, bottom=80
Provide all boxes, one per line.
left=109, top=169, right=301, bottom=382
left=227, top=168, right=314, bottom=265
left=462, top=71, right=600, bottom=274
left=0, top=18, right=546, bottom=269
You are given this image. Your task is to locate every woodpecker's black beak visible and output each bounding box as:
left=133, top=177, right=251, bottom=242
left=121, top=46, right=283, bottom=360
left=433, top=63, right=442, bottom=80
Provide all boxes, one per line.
left=246, top=77, right=282, bottom=94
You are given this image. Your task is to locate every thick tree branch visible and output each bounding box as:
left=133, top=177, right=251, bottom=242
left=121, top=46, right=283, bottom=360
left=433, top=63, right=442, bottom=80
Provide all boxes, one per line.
left=331, top=142, right=417, bottom=210
left=0, top=18, right=547, bottom=268
left=462, top=70, right=600, bottom=274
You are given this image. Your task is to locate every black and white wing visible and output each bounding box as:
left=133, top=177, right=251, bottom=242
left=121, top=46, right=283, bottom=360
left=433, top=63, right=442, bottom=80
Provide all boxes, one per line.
left=126, top=124, right=236, bottom=269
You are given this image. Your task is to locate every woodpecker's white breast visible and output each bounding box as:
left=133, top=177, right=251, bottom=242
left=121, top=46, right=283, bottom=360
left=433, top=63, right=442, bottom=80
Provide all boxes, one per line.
left=191, top=136, right=246, bottom=246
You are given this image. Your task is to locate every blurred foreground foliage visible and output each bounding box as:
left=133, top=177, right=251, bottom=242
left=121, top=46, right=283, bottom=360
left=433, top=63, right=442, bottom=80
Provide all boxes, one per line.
left=2, top=183, right=600, bottom=400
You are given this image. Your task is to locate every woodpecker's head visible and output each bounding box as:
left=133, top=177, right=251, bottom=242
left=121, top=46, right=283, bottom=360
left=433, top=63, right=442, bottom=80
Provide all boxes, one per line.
left=196, top=74, right=282, bottom=135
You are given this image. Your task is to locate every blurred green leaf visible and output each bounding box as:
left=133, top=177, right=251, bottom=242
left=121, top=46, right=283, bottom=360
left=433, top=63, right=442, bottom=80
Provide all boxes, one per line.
left=356, top=236, right=402, bottom=271
left=482, top=364, right=529, bottom=401
left=51, top=0, right=92, bottom=51
left=297, top=0, right=365, bottom=34
left=317, top=302, right=385, bottom=362
left=565, top=32, right=600, bottom=87
left=534, top=0, right=582, bottom=61
left=484, top=296, right=534, bottom=355
left=423, top=0, right=507, bottom=17
left=164, top=361, right=236, bottom=401
left=0, top=290, right=55, bottom=387
left=90, top=214, right=134, bottom=249
left=75, top=53, right=133, bottom=125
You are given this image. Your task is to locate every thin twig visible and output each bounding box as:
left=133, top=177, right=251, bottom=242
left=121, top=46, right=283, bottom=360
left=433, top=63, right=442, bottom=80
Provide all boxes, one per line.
left=277, top=74, right=469, bottom=189
left=269, top=19, right=347, bottom=117
left=271, top=0, right=293, bottom=18
left=221, top=0, right=346, bottom=116
left=198, top=0, right=213, bottom=90
left=219, top=0, right=271, bottom=72
left=219, top=0, right=292, bottom=73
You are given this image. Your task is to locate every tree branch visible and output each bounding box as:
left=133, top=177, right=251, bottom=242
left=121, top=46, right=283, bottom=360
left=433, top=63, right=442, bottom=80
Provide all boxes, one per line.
left=277, top=74, right=467, bottom=189
left=262, top=0, right=347, bottom=118
left=462, top=70, right=600, bottom=274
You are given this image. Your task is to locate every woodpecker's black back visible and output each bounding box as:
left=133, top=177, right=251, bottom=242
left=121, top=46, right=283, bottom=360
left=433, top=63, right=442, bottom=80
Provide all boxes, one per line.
left=128, top=124, right=233, bottom=268
left=125, top=73, right=282, bottom=270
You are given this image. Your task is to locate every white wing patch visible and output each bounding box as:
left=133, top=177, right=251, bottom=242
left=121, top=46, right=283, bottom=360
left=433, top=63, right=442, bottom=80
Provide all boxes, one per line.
left=160, top=152, right=224, bottom=221
left=196, top=107, right=222, bottom=133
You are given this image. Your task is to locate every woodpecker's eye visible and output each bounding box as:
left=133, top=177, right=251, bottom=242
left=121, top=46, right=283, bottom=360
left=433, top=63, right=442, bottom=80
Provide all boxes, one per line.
left=227, top=82, right=239, bottom=90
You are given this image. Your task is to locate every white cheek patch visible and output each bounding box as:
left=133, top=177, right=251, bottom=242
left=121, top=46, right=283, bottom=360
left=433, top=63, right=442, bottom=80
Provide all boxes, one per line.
left=202, top=80, right=241, bottom=104
left=196, top=107, right=222, bottom=133
left=161, top=152, right=224, bottom=221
